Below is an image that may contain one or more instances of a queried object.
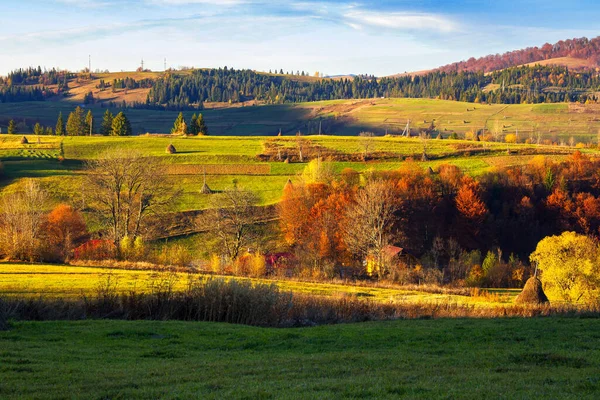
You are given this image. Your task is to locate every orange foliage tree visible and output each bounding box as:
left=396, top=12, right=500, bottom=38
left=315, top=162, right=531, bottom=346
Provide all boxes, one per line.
left=42, top=204, right=88, bottom=262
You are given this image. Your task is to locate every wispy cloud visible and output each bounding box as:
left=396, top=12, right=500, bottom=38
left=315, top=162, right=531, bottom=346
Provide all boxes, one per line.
left=342, top=10, right=460, bottom=33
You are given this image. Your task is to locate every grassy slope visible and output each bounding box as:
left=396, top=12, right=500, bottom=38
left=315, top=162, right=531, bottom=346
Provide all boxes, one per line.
left=0, top=263, right=517, bottom=305
left=1, top=98, right=600, bottom=139
left=1, top=318, right=598, bottom=399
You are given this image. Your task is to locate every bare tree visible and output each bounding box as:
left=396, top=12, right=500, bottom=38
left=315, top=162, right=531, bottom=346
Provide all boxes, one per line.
left=85, top=149, right=179, bottom=248
left=343, top=181, right=397, bottom=278
left=0, top=179, right=47, bottom=261
left=359, top=131, right=375, bottom=161
left=201, top=186, right=261, bottom=262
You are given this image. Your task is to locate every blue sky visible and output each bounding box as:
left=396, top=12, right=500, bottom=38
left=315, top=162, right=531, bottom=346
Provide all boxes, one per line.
left=1, top=0, right=599, bottom=76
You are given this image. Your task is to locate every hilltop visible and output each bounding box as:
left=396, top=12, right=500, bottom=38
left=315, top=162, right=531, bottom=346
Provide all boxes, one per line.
left=437, top=36, right=600, bottom=73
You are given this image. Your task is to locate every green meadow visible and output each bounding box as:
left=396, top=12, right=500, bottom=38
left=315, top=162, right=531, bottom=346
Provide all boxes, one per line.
left=1, top=318, right=598, bottom=399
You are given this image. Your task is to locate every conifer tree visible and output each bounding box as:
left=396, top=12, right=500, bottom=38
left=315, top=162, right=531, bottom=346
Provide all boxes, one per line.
left=33, top=123, right=44, bottom=136
left=45, top=127, right=53, bottom=135
left=111, top=112, right=132, bottom=136
left=8, top=120, right=16, bottom=134
left=189, top=113, right=198, bottom=135
left=55, top=112, right=65, bottom=136
left=197, top=113, right=208, bottom=136
left=66, top=106, right=85, bottom=136
left=171, top=112, right=186, bottom=135
left=101, top=110, right=114, bottom=136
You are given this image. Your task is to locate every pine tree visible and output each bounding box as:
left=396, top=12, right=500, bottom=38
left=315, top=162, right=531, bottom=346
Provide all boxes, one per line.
left=171, top=112, right=185, bottom=135
left=66, top=106, right=85, bottom=136
left=34, top=122, right=43, bottom=136
left=197, top=113, right=208, bottom=136
left=55, top=112, right=65, bottom=136
left=101, top=110, right=114, bottom=136
left=85, top=110, right=94, bottom=135
left=111, top=112, right=132, bottom=136
left=189, top=113, right=198, bottom=135
left=8, top=120, right=16, bottom=134
left=45, top=127, right=53, bottom=135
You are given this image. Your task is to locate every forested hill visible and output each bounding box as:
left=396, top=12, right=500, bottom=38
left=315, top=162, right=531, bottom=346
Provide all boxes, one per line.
left=3, top=50, right=600, bottom=108
left=438, top=37, right=600, bottom=73
left=142, top=65, right=600, bottom=109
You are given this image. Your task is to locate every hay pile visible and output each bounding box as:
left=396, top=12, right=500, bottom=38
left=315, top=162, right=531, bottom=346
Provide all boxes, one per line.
left=166, top=144, right=176, bottom=154
left=200, top=183, right=212, bottom=194
left=20, top=136, right=29, bottom=144
left=515, top=277, right=549, bottom=305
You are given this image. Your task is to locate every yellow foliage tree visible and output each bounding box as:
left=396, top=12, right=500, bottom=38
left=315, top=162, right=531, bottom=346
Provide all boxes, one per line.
left=530, top=232, right=600, bottom=303
left=504, top=133, right=517, bottom=144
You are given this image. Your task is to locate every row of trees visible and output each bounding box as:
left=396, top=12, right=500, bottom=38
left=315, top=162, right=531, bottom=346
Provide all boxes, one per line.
left=274, top=151, right=600, bottom=286
left=171, top=112, right=208, bottom=135
left=53, top=108, right=132, bottom=136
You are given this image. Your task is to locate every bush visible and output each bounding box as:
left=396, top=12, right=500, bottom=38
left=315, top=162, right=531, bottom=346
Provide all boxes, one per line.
left=505, top=133, right=517, bottom=143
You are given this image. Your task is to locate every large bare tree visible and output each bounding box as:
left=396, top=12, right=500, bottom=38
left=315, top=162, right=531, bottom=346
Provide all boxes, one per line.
left=200, top=186, right=261, bottom=262
left=85, top=149, right=178, bottom=247
left=343, top=181, right=397, bottom=277
left=0, top=179, right=47, bottom=261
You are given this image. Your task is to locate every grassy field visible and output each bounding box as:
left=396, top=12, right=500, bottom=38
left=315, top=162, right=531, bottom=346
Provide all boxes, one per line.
left=2, top=98, right=600, bottom=140
left=1, top=318, right=598, bottom=399
left=0, top=263, right=517, bottom=306
left=0, top=133, right=593, bottom=212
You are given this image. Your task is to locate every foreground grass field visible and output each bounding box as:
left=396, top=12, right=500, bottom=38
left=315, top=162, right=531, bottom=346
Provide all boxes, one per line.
left=1, top=318, right=598, bottom=399
left=0, top=263, right=517, bottom=306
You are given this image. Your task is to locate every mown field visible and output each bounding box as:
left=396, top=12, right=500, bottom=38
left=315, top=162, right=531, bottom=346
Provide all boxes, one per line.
left=0, top=133, right=592, bottom=212
left=0, top=263, right=517, bottom=306
left=2, top=98, right=600, bottom=139
left=1, top=318, right=598, bottom=399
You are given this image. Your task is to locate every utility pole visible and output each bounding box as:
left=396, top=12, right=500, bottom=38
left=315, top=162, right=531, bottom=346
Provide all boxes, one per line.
left=88, top=55, right=91, bottom=73
left=141, top=58, right=144, bottom=71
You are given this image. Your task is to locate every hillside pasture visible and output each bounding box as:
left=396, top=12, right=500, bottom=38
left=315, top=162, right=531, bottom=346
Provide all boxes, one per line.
left=1, top=98, right=600, bottom=140
left=0, top=134, right=598, bottom=212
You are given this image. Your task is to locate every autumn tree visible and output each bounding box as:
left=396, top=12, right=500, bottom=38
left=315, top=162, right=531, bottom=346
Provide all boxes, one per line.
left=41, top=204, right=88, bottom=262
left=171, top=112, right=186, bottom=135
left=530, top=232, right=600, bottom=303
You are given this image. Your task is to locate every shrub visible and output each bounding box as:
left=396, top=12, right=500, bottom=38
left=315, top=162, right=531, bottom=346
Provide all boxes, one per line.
left=505, top=133, right=517, bottom=143
left=73, top=240, right=116, bottom=261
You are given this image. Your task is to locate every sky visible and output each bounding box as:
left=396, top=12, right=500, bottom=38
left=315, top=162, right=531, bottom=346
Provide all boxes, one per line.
left=1, top=0, right=600, bottom=77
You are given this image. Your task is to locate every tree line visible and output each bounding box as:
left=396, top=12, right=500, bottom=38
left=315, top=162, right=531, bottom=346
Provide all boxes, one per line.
left=140, top=66, right=600, bottom=110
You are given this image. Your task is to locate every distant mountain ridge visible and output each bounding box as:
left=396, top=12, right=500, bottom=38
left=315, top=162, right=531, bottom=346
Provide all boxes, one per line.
left=437, top=36, right=600, bottom=73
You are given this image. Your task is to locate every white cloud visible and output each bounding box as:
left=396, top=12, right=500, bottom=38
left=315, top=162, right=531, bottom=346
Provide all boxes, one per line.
left=343, top=10, right=459, bottom=33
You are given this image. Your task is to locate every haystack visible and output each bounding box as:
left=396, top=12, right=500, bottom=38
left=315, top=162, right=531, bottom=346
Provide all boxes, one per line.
left=20, top=136, right=28, bottom=144
left=200, top=183, right=212, bottom=194
left=515, top=277, right=549, bottom=305
left=166, top=144, right=176, bottom=154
